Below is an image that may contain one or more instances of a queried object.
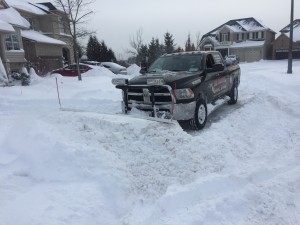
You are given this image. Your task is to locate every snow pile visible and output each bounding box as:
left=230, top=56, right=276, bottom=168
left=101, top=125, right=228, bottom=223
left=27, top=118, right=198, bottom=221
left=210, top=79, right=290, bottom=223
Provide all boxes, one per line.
left=126, top=64, right=141, bottom=76
left=0, top=57, right=8, bottom=85
left=0, top=60, right=300, bottom=225
left=82, top=66, right=115, bottom=77
left=29, top=67, right=42, bottom=84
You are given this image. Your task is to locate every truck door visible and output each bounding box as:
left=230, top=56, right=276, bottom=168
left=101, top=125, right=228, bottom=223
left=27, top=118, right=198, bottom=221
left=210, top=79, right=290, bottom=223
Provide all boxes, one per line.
left=204, top=54, right=225, bottom=101
left=212, top=52, right=229, bottom=96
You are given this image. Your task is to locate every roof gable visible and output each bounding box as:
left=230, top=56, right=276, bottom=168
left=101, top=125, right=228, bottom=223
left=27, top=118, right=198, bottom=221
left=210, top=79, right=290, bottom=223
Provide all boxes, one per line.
left=202, top=17, right=274, bottom=40
left=280, top=19, right=300, bottom=33
left=279, top=19, right=300, bottom=42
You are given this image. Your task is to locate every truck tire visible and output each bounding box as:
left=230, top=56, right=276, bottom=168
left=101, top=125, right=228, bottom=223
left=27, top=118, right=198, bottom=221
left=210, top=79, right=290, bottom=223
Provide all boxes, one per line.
left=228, top=83, right=238, bottom=105
left=189, top=98, right=207, bottom=130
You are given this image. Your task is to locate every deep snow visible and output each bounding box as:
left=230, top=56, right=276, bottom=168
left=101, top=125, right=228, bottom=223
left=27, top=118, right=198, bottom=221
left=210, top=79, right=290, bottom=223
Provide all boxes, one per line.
left=0, top=61, right=300, bottom=225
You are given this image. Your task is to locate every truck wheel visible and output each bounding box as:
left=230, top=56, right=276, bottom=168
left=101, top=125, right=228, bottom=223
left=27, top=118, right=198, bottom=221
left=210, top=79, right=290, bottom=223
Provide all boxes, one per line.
left=228, top=83, right=238, bottom=105
left=189, top=98, right=207, bottom=130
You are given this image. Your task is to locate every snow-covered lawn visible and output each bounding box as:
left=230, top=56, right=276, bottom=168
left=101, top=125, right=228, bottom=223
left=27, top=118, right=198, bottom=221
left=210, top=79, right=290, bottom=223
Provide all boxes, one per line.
left=0, top=61, right=300, bottom=225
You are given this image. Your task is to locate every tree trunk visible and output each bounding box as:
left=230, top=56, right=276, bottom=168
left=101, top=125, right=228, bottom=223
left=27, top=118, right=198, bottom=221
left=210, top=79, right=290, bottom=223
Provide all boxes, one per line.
left=73, top=22, right=82, bottom=81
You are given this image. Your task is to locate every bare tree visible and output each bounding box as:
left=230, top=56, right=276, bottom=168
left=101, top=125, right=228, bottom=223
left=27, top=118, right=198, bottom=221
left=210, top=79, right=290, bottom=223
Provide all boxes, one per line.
left=128, top=28, right=144, bottom=56
left=195, top=31, right=202, bottom=51
left=54, top=0, right=94, bottom=81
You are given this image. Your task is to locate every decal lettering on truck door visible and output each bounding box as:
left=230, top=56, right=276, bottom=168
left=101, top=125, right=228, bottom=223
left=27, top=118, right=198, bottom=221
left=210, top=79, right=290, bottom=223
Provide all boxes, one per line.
left=212, top=76, right=227, bottom=94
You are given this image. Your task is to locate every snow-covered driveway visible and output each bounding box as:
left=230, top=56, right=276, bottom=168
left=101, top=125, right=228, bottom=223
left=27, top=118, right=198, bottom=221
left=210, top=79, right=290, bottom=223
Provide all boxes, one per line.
left=0, top=61, right=299, bottom=225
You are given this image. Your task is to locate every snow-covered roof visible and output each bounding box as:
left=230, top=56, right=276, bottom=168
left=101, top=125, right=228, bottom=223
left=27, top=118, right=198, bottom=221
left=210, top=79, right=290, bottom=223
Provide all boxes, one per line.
left=202, top=17, right=275, bottom=40
left=0, top=7, right=30, bottom=28
left=230, top=40, right=265, bottom=49
left=236, top=19, right=266, bottom=31
left=280, top=19, right=300, bottom=42
left=280, top=19, right=300, bottom=32
left=5, top=0, right=49, bottom=15
left=0, top=20, right=15, bottom=32
left=283, top=29, right=300, bottom=42
left=226, top=24, right=244, bottom=32
left=200, top=36, right=219, bottom=46
left=21, top=30, right=66, bottom=45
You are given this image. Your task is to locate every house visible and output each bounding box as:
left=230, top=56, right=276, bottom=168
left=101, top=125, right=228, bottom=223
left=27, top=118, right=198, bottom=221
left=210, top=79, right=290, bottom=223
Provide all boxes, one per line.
left=200, top=17, right=276, bottom=62
left=272, top=19, right=300, bottom=60
left=5, top=0, right=74, bottom=74
left=0, top=0, right=29, bottom=74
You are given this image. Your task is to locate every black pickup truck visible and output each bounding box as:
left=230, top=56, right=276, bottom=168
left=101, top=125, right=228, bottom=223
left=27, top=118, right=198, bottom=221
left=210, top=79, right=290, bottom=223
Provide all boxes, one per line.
left=112, top=51, right=240, bottom=130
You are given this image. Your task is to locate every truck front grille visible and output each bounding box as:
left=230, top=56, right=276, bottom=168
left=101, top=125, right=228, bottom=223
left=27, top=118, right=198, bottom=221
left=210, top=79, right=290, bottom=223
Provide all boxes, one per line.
left=127, top=86, right=172, bottom=104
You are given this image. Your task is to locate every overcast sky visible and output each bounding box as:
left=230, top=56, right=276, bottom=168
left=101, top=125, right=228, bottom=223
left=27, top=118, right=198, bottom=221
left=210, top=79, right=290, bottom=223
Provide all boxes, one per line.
left=45, top=0, right=300, bottom=59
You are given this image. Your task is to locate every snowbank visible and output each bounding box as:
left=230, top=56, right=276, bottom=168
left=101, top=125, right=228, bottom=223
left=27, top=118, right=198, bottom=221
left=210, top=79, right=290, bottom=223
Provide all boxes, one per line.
left=0, top=57, right=8, bottom=85
left=126, top=64, right=141, bottom=76
left=0, top=60, right=300, bottom=225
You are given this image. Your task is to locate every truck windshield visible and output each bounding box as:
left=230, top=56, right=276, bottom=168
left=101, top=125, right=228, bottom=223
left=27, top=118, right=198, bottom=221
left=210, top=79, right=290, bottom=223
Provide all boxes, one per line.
left=148, top=54, right=203, bottom=73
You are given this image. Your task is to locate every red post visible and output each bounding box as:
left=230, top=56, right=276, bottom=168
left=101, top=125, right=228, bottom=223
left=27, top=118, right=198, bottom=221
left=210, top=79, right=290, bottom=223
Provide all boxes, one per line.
left=56, top=77, right=62, bottom=108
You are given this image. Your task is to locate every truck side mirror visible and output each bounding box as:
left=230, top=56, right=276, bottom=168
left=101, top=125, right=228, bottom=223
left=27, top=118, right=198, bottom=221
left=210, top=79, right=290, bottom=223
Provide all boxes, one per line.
left=140, top=67, right=148, bottom=75
left=212, top=63, right=224, bottom=72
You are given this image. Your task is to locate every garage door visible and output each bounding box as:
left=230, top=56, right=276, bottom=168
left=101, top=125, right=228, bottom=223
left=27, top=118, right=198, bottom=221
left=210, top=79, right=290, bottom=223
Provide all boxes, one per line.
left=245, top=48, right=261, bottom=62
left=276, top=49, right=300, bottom=59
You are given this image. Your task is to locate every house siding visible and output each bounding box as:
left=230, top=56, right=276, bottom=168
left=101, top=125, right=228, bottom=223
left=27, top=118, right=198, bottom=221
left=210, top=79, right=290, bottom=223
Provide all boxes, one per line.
left=38, top=15, right=56, bottom=34
left=10, top=5, right=74, bottom=73
left=36, top=43, right=62, bottom=57
left=273, top=34, right=300, bottom=59
left=200, top=18, right=276, bottom=62
left=22, top=39, right=64, bottom=74
left=0, top=27, right=26, bottom=73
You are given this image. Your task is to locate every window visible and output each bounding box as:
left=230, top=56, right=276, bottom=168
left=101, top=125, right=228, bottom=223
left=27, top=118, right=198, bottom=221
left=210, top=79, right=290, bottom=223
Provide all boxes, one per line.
left=258, top=32, right=262, bottom=39
left=222, top=33, right=229, bottom=42
left=249, top=32, right=253, bottom=40
left=259, top=31, right=264, bottom=39
left=237, top=33, right=243, bottom=41
left=59, top=17, right=65, bottom=34
left=5, top=34, right=20, bottom=50
left=206, top=54, right=215, bottom=68
left=148, top=54, right=203, bottom=72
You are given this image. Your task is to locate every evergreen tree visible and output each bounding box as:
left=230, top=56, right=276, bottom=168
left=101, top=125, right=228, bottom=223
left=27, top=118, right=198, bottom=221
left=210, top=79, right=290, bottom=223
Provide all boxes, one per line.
left=99, top=41, right=109, bottom=62
left=164, top=32, right=175, bottom=54
left=136, top=44, right=148, bottom=67
left=185, top=33, right=196, bottom=52
left=156, top=39, right=164, bottom=57
left=107, top=48, right=117, bottom=62
left=148, top=38, right=163, bottom=65
left=87, top=38, right=116, bottom=62
left=86, top=35, right=100, bottom=61
left=148, top=38, right=156, bottom=65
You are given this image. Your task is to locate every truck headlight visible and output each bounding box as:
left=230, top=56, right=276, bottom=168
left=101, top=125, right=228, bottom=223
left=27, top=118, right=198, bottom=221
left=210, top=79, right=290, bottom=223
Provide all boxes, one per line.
left=175, top=88, right=194, bottom=99
left=112, top=78, right=128, bottom=85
